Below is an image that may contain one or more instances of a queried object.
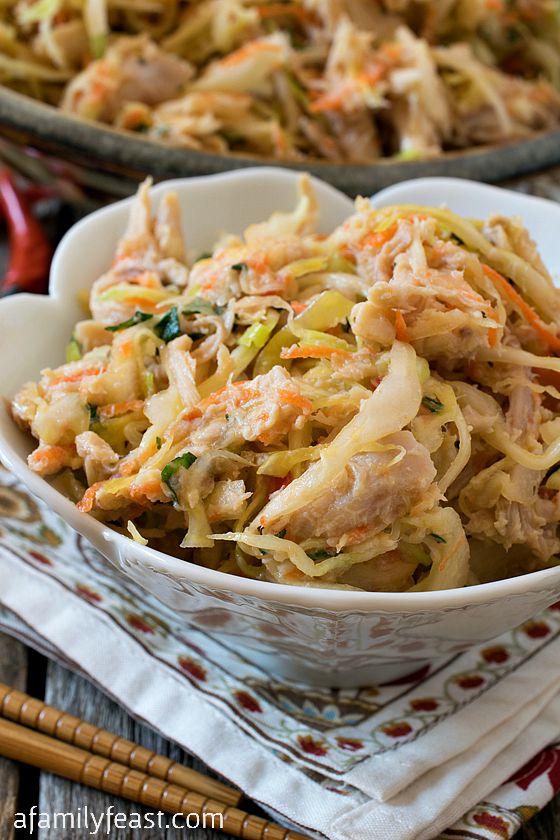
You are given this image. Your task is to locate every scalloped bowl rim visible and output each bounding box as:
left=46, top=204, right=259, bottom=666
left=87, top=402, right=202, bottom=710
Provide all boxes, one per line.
left=1, top=168, right=560, bottom=612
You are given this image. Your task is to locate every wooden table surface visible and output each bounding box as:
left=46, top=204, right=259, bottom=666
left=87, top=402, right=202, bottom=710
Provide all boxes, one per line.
left=3, top=166, right=560, bottom=839
left=0, top=633, right=235, bottom=840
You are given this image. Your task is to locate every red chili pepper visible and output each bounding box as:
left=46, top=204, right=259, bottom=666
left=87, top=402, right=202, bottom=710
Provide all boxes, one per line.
left=0, top=168, right=52, bottom=296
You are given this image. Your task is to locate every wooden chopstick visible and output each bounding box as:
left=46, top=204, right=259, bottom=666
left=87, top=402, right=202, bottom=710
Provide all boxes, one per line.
left=0, top=681, right=240, bottom=806
left=0, top=717, right=310, bottom=840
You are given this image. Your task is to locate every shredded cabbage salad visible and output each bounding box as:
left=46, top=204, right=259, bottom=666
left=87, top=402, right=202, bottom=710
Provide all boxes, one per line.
left=12, top=176, right=560, bottom=591
left=1, top=0, right=560, bottom=162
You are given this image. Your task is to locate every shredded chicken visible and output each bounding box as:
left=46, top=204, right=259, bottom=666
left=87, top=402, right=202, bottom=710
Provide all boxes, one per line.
left=62, top=35, right=193, bottom=122
left=287, top=431, right=436, bottom=546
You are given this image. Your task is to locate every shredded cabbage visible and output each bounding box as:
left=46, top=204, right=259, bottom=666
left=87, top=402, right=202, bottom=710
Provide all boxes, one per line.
left=254, top=341, right=422, bottom=527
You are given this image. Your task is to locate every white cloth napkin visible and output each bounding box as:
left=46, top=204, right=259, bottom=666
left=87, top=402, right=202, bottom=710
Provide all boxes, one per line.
left=1, top=464, right=559, bottom=840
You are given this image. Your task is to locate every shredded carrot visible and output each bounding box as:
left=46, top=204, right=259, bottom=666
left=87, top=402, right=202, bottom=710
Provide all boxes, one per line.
left=119, top=461, right=139, bottom=477
left=488, top=327, right=499, bottom=348
left=310, top=64, right=384, bottom=113
left=277, top=390, right=313, bottom=412
left=221, top=40, right=283, bottom=68
left=291, top=300, right=308, bottom=315
left=482, top=265, right=560, bottom=352
left=338, top=247, right=357, bottom=264
left=280, top=344, right=351, bottom=360
left=90, top=80, right=107, bottom=102
left=309, top=83, right=353, bottom=113
left=134, top=271, right=160, bottom=289
left=118, top=339, right=133, bottom=358
left=357, top=63, right=385, bottom=86
left=28, top=445, right=70, bottom=469
left=246, top=256, right=270, bottom=273
left=232, top=385, right=259, bottom=407
left=77, top=481, right=103, bottom=513
left=200, top=381, right=263, bottom=411
left=98, top=400, right=145, bottom=419
left=362, top=223, right=398, bottom=252
left=394, top=310, right=409, bottom=343
left=197, top=384, right=231, bottom=411
left=182, top=406, right=203, bottom=422
left=379, top=43, right=402, bottom=62
left=130, top=479, right=166, bottom=504
left=345, top=525, right=369, bottom=543
left=52, top=365, right=106, bottom=385
left=116, top=296, right=159, bottom=310
left=283, top=567, right=306, bottom=581
left=256, top=4, right=316, bottom=23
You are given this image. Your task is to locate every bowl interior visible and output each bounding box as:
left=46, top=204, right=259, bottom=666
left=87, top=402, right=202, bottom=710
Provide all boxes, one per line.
left=3, top=171, right=560, bottom=609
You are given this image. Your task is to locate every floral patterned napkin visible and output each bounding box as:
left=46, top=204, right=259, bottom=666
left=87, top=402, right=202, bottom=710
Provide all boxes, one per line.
left=1, top=463, right=560, bottom=840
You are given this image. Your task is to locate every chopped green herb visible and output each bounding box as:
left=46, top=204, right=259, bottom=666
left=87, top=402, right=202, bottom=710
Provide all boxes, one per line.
left=105, top=311, right=153, bottom=332
left=275, top=529, right=287, bottom=539
left=225, top=413, right=230, bottom=421
left=88, top=404, right=99, bottom=424
left=308, top=549, right=338, bottom=561
left=156, top=436, right=162, bottom=450
left=132, top=123, right=150, bottom=133
left=182, top=297, right=217, bottom=317
left=194, top=251, right=212, bottom=262
left=161, top=452, right=197, bottom=500
left=65, top=336, right=82, bottom=363
left=422, top=395, right=444, bottom=414
left=231, top=262, right=248, bottom=272
left=429, top=533, right=447, bottom=544
left=154, top=307, right=181, bottom=343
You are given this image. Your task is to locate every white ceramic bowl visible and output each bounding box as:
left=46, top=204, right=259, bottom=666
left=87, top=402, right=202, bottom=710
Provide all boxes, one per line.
left=2, top=169, right=560, bottom=687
